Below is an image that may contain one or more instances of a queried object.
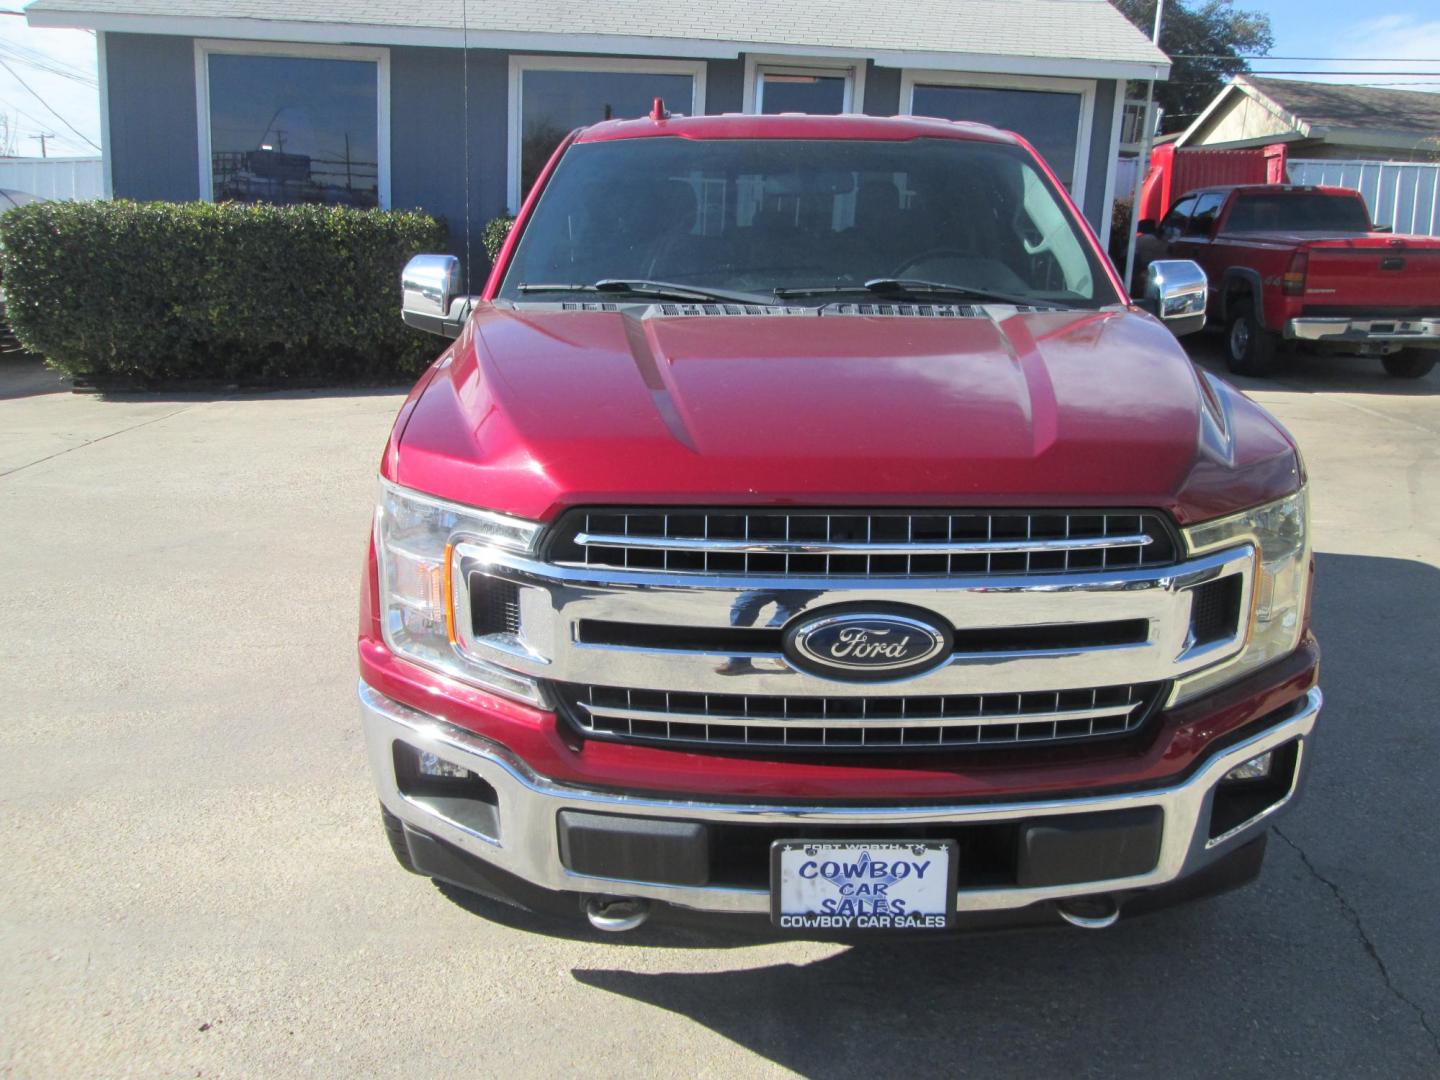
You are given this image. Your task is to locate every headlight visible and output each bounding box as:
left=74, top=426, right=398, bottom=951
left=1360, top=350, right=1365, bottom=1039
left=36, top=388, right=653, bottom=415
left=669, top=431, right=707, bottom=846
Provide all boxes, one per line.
left=1172, top=487, right=1310, bottom=703
left=374, top=479, right=546, bottom=706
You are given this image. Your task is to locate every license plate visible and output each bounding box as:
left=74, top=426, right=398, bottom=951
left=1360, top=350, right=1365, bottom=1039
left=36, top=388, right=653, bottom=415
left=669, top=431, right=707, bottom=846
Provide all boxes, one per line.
left=771, top=840, right=957, bottom=932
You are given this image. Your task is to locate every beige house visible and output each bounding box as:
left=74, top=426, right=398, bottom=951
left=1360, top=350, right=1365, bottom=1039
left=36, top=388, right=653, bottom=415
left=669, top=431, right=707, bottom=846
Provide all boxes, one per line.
left=1178, top=76, right=1440, bottom=163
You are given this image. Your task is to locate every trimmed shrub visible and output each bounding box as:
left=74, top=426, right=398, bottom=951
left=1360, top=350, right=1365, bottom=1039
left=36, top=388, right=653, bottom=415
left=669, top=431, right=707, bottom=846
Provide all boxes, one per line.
left=1109, top=197, right=1134, bottom=265
left=482, top=215, right=515, bottom=262
left=0, top=200, right=447, bottom=384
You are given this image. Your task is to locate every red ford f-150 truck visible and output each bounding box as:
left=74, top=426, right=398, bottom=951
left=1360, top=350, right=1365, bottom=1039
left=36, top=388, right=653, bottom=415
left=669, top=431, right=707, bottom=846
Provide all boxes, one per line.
left=360, top=111, right=1320, bottom=936
left=1147, top=184, right=1440, bottom=378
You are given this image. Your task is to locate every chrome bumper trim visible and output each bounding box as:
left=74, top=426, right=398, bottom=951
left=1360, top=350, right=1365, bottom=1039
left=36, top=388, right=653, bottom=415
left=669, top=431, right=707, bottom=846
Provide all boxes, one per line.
left=1286, top=316, right=1440, bottom=345
left=360, top=681, right=1322, bottom=916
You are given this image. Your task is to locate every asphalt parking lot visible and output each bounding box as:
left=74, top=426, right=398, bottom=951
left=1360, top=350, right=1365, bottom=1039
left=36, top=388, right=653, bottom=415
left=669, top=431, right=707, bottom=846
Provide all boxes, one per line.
left=2, top=338, right=1438, bottom=1079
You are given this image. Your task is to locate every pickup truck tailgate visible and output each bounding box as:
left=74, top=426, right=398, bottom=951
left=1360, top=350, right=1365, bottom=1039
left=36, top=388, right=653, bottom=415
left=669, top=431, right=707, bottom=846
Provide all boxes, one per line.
left=1303, top=239, right=1440, bottom=313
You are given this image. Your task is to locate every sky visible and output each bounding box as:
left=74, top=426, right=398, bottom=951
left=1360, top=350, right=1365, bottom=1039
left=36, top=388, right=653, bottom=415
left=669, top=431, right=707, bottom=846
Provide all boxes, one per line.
left=0, top=9, right=100, bottom=156
left=0, top=1, right=1435, bottom=159
left=1229, top=4, right=1440, bottom=93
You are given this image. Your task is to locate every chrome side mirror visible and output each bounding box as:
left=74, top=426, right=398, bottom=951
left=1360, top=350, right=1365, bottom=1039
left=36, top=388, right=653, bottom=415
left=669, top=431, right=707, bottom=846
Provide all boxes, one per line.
left=1143, top=259, right=1207, bottom=337
left=401, top=254, right=473, bottom=338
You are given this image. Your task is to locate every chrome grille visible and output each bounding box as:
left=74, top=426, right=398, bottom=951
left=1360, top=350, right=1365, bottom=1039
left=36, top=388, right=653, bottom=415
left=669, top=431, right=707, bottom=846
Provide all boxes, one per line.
left=547, top=509, right=1178, bottom=577
left=558, top=682, right=1164, bottom=751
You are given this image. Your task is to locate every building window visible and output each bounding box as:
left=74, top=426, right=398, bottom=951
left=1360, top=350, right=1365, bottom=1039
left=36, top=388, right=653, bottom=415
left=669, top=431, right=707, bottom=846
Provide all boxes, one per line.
left=508, top=57, right=706, bottom=211
left=745, top=58, right=864, bottom=116
left=758, top=67, right=846, bottom=114
left=901, top=73, right=1094, bottom=199
left=196, top=42, right=389, bottom=208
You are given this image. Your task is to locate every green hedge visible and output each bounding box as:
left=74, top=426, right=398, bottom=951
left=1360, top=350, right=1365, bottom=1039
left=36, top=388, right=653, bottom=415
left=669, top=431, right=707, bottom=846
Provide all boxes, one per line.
left=483, top=215, right=515, bottom=262
left=0, top=200, right=447, bottom=384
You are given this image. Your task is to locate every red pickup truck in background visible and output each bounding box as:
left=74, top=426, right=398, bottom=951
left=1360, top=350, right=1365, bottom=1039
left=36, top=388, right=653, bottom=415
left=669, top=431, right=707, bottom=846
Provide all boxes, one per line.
left=363, top=112, right=1321, bottom=938
left=1142, top=184, right=1440, bottom=379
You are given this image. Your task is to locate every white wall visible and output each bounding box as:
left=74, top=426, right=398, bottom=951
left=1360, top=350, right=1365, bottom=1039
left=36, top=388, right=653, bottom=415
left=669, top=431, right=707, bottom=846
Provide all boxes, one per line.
left=1288, top=158, right=1440, bottom=238
left=0, top=156, right=105, bottom=201
left=1113, top=156, right=1140, bottom=202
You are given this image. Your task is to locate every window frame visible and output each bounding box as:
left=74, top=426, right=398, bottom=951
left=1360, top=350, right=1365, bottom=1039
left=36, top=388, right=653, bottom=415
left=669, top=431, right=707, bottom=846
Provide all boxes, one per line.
left=898, top=70, right=1096, bottom=207
left=497, top=136, right=1121, bottom=309
left=742, top=55, right=866, bottom=115
left=1160, top=194, right=1198, bottom=236
left=193, top=38, right=391, bottom=208
left=1184, top=192, right=1226, bottom=237
left=507, top=54, right=708, bottom=212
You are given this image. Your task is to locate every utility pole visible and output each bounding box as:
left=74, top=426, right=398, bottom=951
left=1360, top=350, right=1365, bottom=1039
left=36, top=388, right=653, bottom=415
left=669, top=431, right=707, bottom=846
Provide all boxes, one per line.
left=29, top=131, right=55, bottom=158
left=1122, top=0, right=1165, bottom=297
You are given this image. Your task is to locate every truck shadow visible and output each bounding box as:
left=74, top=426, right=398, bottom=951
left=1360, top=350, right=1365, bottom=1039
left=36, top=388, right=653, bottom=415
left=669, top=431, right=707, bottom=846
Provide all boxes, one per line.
left=433, top=880, right=764, bottom=950
left=1185, top=333, right=1440, bottom=397
left=560, top=552, right=1440, bottom=1077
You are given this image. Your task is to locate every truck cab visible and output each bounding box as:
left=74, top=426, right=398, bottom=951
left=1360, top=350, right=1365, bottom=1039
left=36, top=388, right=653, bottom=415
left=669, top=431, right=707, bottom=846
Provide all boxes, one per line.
left=361, top=112, right=1320, bottom=937
left=1149, top=184, right=1440, bottom=378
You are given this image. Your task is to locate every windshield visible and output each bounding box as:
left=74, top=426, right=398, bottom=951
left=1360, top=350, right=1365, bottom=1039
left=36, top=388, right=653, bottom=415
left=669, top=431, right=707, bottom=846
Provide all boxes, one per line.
left=497, top=137, right=1115, bottom=307
left=1226, top=192, right=1373, bottom=233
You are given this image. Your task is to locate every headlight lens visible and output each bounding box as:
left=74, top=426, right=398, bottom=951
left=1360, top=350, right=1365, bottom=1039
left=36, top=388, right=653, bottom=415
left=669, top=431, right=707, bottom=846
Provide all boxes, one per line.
left=1174, top=487, right=1310, bottom=703
left=374, top=480, right=545, bottom=705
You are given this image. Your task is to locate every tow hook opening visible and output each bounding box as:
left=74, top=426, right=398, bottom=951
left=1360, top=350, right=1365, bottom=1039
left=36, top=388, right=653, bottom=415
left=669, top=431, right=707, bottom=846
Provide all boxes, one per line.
left=584, top=896, right=652, bottom=932
left=1055, top=894, right=1121, bottom=929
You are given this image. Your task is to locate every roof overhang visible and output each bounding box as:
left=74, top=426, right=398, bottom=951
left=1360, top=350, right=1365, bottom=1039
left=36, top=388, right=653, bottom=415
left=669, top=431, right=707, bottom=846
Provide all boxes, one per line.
left=26, top=8, right=1172, bottom=81
left=1177, top=76, right=1440, bottom=153
left=1309, top=125, right=1440, bottom=152
left=1174, top=80, right=1303, bottom=148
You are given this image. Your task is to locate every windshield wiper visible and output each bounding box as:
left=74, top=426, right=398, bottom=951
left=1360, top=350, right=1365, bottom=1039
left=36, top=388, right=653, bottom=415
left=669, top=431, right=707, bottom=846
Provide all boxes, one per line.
left=516, top=279, right=773, bottom=305
left=775, top=278, right=1066, bottom=308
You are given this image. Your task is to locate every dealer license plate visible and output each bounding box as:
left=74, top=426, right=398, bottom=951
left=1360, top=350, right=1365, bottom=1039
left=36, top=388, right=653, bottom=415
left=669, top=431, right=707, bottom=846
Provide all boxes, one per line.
left=771, top=840, right=957, bottom=932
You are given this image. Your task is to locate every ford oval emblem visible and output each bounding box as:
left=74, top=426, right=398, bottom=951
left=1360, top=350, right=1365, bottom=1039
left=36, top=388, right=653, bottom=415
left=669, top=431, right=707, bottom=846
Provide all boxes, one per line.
left=783, top=604, right=953, bottom=682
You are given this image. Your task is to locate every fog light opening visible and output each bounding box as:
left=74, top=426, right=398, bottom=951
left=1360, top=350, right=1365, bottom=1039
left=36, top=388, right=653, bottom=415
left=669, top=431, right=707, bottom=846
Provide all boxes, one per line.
left=1223, top=751, right=1273, bottom=783
left=1208, top=740, right=1300, bottom=845
left=392, top=742, right=501, bottom=841
left=419, top=751, right=473, bottom=779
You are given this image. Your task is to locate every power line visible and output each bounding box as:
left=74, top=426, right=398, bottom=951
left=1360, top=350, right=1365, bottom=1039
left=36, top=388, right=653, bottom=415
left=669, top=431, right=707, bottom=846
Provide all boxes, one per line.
left=0, top=55, right=98, bottom=150
left=0, top=98, right=94, bottom=153
left=1239, top=70, right=1440, bottom=76
left=1174, top=54, right=1440, bottom=61
left=1164, top=79, right=1440, bottom=87
left=0, top=41, right=98, bottom=87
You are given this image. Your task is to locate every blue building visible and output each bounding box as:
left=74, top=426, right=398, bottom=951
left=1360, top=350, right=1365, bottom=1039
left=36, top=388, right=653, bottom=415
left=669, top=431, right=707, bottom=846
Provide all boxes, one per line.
left=29, top=0, right=1169, bottom=265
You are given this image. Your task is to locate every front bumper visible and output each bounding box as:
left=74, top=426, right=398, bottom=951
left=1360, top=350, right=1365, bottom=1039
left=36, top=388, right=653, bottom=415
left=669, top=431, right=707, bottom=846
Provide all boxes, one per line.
left=361, top=680, right=1322, bottom=923
left=1286, top=316, right=1440, bottom=348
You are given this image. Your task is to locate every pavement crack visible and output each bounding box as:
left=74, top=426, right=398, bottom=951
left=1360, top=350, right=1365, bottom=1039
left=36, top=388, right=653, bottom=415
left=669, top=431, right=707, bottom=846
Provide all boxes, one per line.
left=1274, top=826, right=1440, bottom=1057
left=0, top=404, right=199, bottom=480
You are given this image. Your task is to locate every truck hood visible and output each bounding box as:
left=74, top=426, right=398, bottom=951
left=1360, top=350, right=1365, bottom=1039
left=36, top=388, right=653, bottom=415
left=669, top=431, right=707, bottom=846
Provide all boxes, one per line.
left=393, top=303, right=1300, bottom=526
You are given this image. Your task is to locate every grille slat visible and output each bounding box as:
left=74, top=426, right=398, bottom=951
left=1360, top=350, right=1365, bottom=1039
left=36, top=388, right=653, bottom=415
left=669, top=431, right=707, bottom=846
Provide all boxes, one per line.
left=560, top=682, right=1163, bottom=752
left=581, top=700, right=1140, bottom=730
left=552, top=508, right=1177, bottom=578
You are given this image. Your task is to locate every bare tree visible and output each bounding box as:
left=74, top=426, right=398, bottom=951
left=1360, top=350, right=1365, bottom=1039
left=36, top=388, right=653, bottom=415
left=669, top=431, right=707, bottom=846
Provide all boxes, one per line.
left=0, top=112, right=18, bottom=157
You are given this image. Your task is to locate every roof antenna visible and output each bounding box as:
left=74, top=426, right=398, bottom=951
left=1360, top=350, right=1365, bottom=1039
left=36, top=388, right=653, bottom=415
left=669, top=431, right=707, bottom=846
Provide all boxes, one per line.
left=650, top=97, right=670, bottom=122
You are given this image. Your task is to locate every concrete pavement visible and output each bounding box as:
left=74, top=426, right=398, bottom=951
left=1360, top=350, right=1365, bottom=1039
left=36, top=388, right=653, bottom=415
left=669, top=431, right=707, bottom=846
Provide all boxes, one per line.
left=1, top=343, right=1437, bottom=1079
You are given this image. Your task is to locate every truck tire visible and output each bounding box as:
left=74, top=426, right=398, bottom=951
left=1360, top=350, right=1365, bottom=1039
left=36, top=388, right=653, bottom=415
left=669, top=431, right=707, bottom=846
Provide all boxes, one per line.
left=381, top=803, right=423, bottom=874
left=1225, top=302, right=1279, bottom=377
left=1381, top=350, right=1436, bottom=379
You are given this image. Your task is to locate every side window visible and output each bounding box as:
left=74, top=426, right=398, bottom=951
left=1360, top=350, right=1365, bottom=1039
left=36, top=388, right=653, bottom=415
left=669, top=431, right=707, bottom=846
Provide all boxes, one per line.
left=1186, top=193, right=1225, bottom=237
left=1160, top=195, right=1197, bottom=236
